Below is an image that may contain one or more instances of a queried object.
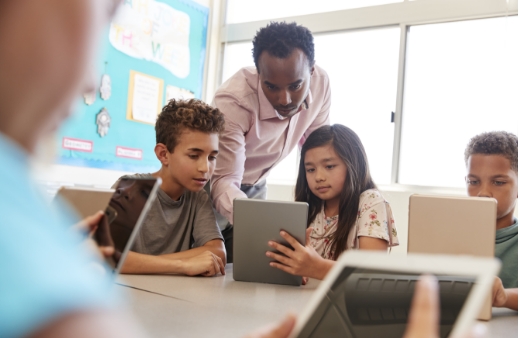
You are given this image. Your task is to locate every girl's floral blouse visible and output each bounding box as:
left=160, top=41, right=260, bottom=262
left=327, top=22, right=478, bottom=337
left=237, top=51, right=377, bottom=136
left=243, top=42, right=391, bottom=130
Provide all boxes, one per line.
left=309, top=189, right=399, bottom=260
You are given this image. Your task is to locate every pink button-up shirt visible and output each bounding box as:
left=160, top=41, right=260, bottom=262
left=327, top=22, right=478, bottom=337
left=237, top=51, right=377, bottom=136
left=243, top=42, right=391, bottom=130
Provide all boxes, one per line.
left=211, top=65, right=331, bottom=223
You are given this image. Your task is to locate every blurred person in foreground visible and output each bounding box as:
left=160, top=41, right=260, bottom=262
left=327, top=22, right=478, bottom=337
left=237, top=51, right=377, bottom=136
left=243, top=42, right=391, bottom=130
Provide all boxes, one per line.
left=0, top=1, right=147, bottom=337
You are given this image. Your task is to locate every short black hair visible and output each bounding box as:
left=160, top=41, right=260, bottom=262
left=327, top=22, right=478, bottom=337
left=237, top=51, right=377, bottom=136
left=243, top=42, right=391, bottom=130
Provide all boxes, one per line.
left=252, top=22, right=315, bottom=72
left=464, top=131, right=518, bottom=172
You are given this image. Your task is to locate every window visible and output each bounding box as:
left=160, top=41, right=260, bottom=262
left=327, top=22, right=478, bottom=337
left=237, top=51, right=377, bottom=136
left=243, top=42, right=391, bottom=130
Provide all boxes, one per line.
left=314, top=27, right=400, bottom=184
left=399, top=16, right=519, bottom=187
left=221, top=42, right=254, bottom=84
left=225, top=0, right=401, bottom=24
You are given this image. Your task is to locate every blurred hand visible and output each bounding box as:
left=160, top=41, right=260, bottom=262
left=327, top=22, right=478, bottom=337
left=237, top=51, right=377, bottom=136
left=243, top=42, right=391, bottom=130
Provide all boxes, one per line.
left=403, top=275, right=440, bottom=338
left=72, top=210, right=104, bottom=235
left=73, top=211, right=114, bottom=259
left=403, top=275, right=487, bottom=338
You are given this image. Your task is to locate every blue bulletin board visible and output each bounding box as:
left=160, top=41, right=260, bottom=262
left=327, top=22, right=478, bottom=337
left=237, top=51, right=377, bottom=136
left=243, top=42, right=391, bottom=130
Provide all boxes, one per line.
left=57, top=0, right=209, bottom=172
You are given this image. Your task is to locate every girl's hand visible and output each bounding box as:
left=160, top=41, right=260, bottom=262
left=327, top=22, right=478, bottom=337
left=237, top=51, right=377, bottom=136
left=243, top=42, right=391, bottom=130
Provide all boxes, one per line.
left=266, top=228, right=333, bottom=280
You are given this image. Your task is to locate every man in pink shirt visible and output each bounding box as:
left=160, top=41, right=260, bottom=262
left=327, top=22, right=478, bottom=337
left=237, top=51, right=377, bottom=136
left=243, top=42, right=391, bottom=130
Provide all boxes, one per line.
left=210, top=22, right=331, bottom=262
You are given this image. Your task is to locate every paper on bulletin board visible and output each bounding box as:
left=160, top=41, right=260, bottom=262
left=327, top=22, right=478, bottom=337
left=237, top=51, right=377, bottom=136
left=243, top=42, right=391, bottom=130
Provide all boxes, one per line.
left=166, top=85, right=195, bottom=102
left=127, top=70, right=164, bottom=125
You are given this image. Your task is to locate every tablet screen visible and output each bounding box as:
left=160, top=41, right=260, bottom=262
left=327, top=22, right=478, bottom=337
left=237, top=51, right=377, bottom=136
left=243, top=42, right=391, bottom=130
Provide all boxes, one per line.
left=94, top=177, right=157, bottom=270
left=297, top=267, right=476, bottom=338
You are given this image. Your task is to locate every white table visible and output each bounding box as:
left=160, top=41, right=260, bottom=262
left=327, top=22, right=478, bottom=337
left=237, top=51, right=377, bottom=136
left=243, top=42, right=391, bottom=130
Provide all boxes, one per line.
left=116, top=264, right=518, bottom=338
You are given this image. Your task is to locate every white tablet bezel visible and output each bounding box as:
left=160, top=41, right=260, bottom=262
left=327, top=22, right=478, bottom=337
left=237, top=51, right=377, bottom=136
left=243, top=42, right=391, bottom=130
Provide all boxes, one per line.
left=289, top=251, right=500, bottom=338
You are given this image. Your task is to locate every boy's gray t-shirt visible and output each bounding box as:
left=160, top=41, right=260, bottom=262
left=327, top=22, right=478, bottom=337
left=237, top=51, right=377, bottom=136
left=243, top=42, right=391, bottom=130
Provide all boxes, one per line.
left=113, top=173, right=223, bottom=255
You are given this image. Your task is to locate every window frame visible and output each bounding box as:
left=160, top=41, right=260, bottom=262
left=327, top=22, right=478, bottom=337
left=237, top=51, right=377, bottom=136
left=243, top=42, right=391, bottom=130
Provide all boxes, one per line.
left=205, top=0, right=518, bottom=190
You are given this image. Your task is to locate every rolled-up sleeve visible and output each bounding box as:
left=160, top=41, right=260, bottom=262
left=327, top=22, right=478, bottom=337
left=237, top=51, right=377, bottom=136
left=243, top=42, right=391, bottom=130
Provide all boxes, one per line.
left=210, top=93, right=252, bottom=224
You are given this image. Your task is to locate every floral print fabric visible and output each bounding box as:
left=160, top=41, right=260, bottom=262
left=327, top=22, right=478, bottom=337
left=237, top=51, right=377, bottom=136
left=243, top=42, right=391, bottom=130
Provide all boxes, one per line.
left=309, top=189, right=399, bottom=260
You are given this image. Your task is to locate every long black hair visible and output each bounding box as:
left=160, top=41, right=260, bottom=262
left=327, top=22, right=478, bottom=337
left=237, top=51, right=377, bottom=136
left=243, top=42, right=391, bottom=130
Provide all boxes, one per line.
left=295, top=124, right=377, bottom=260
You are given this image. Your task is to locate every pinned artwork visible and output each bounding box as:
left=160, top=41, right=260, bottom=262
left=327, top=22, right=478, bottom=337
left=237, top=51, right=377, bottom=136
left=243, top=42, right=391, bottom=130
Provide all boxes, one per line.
left=109, top=0, right=191, bottom=78
left=84, top=91, right=96, bottom=105
left=100, top=74, right=112, bottom=100
left=96, top=108, right=111, bottom=137
left=165, top=85, right=195, bottom=102
left=126, top=70, right=164, bottom=125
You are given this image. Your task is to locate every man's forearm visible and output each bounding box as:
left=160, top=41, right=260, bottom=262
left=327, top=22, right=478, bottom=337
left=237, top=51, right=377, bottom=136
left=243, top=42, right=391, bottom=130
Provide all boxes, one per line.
left=211, top=181, right=247, bottom=224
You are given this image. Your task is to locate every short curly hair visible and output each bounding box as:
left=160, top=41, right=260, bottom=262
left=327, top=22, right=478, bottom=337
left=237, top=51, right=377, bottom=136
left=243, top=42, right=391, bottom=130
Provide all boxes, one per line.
left=155, top=99, right=225, bottom=152
left=464, top=131, right=518, bottom=172
left=252, top=22, right=315, bottom=72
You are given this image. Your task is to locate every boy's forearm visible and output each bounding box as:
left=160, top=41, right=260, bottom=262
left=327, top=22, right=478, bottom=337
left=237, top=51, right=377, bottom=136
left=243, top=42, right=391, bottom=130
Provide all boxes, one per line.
left=120, top=251, right=185, bottom=274
left=159, top=239, right=226, bottom=263
left=504, top=288, right=518, bottom=311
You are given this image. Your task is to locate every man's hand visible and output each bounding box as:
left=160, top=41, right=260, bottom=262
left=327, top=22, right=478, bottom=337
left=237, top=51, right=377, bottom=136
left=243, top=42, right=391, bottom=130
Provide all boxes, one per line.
left=181, top=251, right=225, bottom=277
left=244, top=314, right=296, bottom=338
left=266, top=228, right=332, bottom=280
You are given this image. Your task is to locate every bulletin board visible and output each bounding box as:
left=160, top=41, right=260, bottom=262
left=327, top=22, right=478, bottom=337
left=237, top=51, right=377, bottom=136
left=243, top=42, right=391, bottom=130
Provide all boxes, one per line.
left=57, top=0, right=209, bottom=172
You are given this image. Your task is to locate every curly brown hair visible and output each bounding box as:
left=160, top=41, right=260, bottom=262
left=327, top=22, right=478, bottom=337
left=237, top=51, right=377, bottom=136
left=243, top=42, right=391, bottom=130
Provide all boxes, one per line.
left=464, top=131, right=518, bottom=172
left=155, top=99, right=225, bottom=152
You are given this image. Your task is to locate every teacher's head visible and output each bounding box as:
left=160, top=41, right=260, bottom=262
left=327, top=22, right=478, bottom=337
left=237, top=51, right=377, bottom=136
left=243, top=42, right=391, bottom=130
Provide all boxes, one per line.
left=0, top=0, right=119, bottom=153
left=253, top=22, right=315, bottom=119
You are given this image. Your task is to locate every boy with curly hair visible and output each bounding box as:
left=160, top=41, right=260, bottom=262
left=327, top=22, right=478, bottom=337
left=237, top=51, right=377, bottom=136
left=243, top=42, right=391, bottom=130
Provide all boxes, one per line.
left=115, top=99, right=227, bottom=276
left=465, top=131, right=518, bottom=310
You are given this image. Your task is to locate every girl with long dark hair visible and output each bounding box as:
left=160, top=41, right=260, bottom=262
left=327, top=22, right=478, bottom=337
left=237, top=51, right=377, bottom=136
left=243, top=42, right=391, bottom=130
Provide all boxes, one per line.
left=266, top=124, right=399, bottom=280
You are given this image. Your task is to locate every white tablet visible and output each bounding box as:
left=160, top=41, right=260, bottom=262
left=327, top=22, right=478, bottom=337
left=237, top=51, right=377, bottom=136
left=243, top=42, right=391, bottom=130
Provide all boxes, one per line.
left=289, top=251, right=500, bottom=338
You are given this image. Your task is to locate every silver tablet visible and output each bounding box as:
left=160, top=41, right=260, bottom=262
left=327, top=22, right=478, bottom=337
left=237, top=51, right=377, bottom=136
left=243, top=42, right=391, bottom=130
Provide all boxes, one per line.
left=290, top=251, right=500, bottom=338
left=233, top=198, right=308, bottom=286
